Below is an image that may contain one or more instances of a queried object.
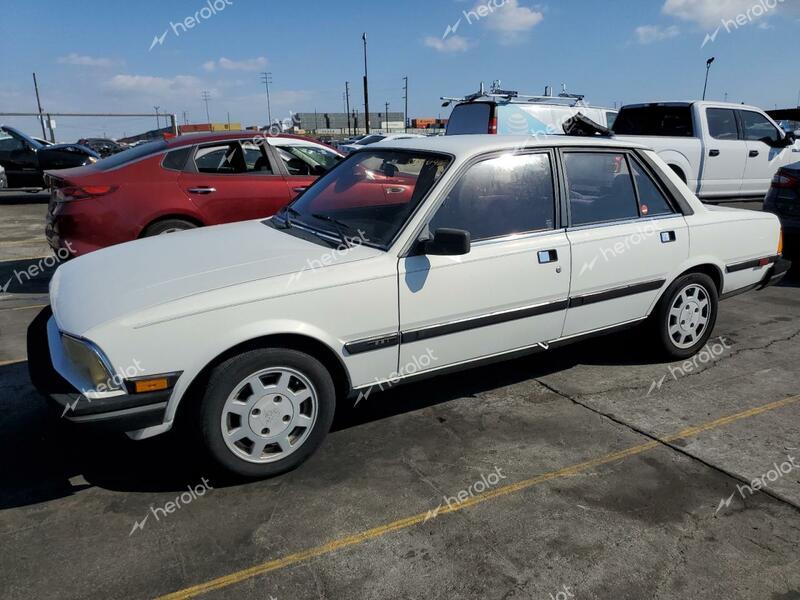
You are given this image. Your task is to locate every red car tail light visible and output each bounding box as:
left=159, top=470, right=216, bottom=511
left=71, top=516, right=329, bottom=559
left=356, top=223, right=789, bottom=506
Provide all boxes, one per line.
left=488, top=115, right=498, bottom=134
left=771, top=171, right=800, bottom=189
left=59, top=185, right=118, bottom=201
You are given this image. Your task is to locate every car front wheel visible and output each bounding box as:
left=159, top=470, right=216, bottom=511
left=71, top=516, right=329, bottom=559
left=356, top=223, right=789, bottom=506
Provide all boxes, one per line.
left=654, top=272, right=719, bottom=359
left=198, top=348, right=336, bottom=478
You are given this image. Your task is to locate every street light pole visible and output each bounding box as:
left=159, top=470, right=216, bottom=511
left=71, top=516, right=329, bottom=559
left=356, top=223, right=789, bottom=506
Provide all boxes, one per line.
left=154, top=106, right=160, bottom=129
left=362, top=33, right=370, bottom=134
left=702, top=57, right=715, bottom=101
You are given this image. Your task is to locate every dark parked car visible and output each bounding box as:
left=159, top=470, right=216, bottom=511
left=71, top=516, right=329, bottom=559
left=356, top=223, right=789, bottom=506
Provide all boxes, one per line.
left=77, top=137, right=128, bottom=157
left=0, top=126, right=99, bottom=188
left=764, top=161, right=800, bottom=254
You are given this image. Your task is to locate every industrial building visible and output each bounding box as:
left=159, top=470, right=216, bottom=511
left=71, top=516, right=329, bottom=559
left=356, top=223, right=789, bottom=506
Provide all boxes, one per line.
left=295, top=111, right=405, bottom=132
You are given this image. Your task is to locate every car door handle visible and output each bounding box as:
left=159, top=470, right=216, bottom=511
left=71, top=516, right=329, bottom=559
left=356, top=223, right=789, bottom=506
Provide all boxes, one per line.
left=292, top=186, right=308, bottom=193
left=538, top=249, right=558, bottom=263
left=187, top=187, right=216, bottom=194
left=386, top=186, right=405, bottom=194
left=709, top=149, right=720, bottom=157
left=749, top=150, right=759, bottom=158
left=660, top=231, right=676, bottom=243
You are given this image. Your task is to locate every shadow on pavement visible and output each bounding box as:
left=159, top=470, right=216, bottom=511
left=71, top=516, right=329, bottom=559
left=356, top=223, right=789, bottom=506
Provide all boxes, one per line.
left=0, top=326, right=659, bottom=510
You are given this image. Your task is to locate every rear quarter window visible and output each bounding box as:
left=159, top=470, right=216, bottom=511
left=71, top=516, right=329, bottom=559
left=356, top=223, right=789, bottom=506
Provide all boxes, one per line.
left=161, top=146, right=192, bottom=171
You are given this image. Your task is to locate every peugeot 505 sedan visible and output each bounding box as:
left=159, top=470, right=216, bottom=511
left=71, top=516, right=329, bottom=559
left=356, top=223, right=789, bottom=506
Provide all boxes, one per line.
left=29, top=134, right=790, bottom=477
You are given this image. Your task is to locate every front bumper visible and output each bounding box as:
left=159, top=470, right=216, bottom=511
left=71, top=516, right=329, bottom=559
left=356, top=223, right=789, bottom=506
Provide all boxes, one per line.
left=27, top=306, right=170, bottom=432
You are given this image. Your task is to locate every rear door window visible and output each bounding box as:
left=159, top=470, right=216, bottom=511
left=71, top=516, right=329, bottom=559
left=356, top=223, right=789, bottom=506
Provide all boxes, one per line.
left=706, top=108, right=739, bottom=140
left=564, top=152, right=639, bottom=226
left=446, top=103, right=492, bottom=135
left=630, top=158, right=674, bottom=217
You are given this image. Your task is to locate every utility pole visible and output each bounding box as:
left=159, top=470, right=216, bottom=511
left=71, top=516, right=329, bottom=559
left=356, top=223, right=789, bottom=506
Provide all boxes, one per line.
left=32, top=73, right=47, bottom=139
left=403, top=77, right=410, bottom=132
left=154, top=106, right=160, bottom=129
left=353, top=108, right=359, bottom=132
left=384, top=101, right=390, bottom=132
left=182, top=111, right=189, bottom=124
left=201, top=91, right=211, bottom=126
left=345, top=81, right=352, bottom=135
left=260, top=72, right=273, bottom=126
left=314, top=109, right=318, bottom=132
left=362, top=33, right=370, bottom=134
left=227, top=111, right=231, bottom=129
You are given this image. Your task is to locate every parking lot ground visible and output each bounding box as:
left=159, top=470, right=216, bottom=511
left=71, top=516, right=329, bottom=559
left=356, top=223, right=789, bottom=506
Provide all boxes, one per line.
left=1, top=195, right=799, bottom=599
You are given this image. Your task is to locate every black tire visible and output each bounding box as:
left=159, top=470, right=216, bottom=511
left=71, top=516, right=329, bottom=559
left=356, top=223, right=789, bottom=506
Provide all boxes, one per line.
left=143, top=218, right=197, bottom=237
left=197, top=348, right=336, bottom=478
left=653, top=272, right=719, bottom=359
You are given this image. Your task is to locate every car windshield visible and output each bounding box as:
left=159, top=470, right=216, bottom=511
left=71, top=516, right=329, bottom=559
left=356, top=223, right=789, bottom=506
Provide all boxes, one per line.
left=277, top=150, right=451, bottom=249
left=356, top=135, right=386, bottom=146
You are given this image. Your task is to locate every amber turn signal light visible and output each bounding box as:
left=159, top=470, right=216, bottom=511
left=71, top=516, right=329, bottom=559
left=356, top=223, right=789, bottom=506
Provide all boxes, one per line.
left=778, top=230, right=783, bottom=255
left=133, top=378, right=170, bottom=393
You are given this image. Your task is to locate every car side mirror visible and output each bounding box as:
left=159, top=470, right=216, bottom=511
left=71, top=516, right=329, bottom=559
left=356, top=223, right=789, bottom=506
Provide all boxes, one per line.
left=784, top=132, right=796, bottom=146
left=418, top=228, right=470, bottom=256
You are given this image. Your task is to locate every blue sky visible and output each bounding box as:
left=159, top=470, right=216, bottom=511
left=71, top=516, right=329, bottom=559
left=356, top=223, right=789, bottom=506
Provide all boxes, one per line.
left=0, top=0, right=797, bottom=139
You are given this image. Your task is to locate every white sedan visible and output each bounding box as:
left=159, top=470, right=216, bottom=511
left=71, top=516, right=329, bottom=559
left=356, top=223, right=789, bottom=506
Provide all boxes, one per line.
left=29, top=135, right=790, bottom=477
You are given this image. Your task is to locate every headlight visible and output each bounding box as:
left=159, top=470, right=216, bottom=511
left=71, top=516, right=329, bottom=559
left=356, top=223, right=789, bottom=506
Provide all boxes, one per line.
left=61, top=334, right=120, bottom=391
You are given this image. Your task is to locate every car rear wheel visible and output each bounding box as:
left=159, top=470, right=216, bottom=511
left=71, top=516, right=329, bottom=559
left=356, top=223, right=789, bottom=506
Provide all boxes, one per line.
left=654, top=273, right=718, bottom=359
left=143, top=219, right=197, bottom=236
left=197, top=348, right=336, bottom=478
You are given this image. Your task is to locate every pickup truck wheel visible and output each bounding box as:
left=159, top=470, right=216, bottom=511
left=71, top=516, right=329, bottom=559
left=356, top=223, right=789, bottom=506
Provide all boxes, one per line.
left=198, top=348, right=335, bottom=478
left=143, top=219, right=197, bottom=236
left=654, top=273, right=718, bottom=359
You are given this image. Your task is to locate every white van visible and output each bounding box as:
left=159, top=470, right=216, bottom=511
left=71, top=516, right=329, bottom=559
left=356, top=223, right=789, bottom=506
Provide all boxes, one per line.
left=443, top=83, right=617, bottom=136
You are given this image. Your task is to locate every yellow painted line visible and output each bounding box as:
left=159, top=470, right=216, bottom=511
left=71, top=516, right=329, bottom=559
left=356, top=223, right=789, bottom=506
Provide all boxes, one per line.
left=157, top=394, right=800, bottom=600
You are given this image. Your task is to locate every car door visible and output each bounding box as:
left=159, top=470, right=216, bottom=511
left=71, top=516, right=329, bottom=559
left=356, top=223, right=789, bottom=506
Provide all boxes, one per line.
left=178, top=139, right=292, bottom=224
left=0, top=129, right=40, bottom=187
left=701, top=107, right=747, bottom=197
left=739, top=109, right=796, bottom=196
left=562, top=149, right=689, bottom=337
left=397, top=150, right=570, bottom=373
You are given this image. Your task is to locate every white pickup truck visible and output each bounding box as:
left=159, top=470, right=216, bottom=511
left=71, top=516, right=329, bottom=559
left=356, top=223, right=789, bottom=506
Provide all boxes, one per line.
left=612, top=101, right=800, bottom=201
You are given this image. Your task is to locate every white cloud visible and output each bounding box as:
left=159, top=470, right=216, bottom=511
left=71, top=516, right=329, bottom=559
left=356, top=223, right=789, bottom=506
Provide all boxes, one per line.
left=103, top=74, right=206, bottom=100
left=203, top=57, right=267, bottom=72
left=57, top=53, right=118, bottom=67
left=424, top=35, right=471, bottom=52
left=484, top=0, right=544, bottom=33
left=634, top=24, right=680, bottom=44
left=662, top=0, right=784, bottom=28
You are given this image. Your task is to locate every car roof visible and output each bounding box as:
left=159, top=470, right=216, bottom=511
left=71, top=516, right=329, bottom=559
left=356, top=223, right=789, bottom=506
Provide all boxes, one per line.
left=165, top=131, right=341, bottom=153
left=622, top=101, right=765, bottom=112
left=372, top=134, right=648, bottom=156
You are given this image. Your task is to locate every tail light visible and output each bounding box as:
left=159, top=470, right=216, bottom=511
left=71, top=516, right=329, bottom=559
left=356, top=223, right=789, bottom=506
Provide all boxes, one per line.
left=488, top=115, right=498, bottom=134
left=58, top=185, right=118, bottom=201
left=771, top=171, right=800, bottom=189
left=778, top=230, right=784, bottom=255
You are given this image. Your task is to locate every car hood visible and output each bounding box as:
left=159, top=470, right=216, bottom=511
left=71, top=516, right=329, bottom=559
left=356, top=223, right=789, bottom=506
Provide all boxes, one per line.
left=50, top=219, right=382, bottom=336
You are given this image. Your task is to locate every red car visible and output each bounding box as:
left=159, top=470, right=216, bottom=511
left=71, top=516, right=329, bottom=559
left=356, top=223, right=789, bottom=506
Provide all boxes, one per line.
left=45, top=132, right=343, bottom=257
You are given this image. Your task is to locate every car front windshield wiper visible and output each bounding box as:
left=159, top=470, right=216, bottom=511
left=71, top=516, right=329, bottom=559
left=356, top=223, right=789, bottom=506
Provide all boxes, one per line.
left=275, top=205, right=302, bottom=229
left=311, top=213, right=356, bottom=248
